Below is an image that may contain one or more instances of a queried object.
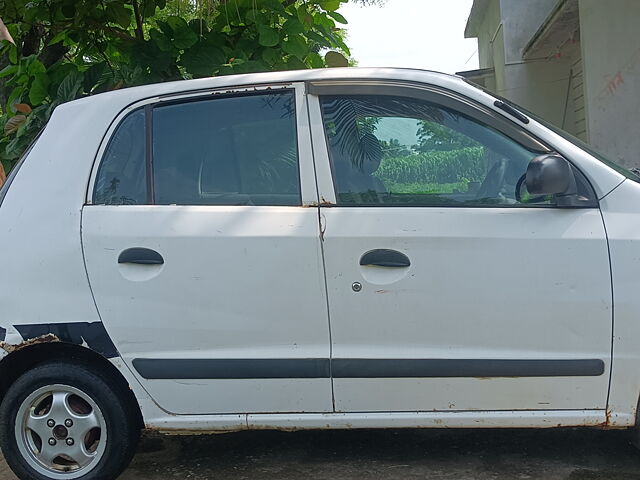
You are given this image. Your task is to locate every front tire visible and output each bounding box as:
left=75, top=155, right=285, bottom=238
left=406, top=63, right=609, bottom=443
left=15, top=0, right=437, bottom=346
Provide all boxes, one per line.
left=0, top=361, right=140, bottom=480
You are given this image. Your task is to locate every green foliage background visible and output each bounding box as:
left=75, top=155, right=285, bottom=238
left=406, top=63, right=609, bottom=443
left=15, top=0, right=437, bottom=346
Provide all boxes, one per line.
left=375, top=147, right=485, bottom=194
left=0, top=0, right=358, bottom=173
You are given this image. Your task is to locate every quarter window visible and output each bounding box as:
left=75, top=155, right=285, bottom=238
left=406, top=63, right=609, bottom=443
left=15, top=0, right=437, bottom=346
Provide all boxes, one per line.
left=93, top=109, right=147, bottom=205
left=320, top=95, right=551, bottom=206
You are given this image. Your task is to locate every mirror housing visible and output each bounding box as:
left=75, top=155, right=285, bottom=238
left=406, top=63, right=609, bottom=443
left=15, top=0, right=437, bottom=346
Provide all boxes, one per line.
left=525, top=154, right=576, bottom=197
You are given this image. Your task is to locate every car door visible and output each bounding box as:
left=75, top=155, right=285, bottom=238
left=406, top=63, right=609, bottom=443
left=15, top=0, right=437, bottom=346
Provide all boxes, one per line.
left=82, top=84, right=333, bottom=415
left=308, top=83, right=612, bottom=413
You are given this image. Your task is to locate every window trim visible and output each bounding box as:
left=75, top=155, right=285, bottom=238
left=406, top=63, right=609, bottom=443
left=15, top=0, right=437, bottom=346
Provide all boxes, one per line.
left=308, top=81, right=550, bottom=154
left=144, top=104, right=154, bottom=204
left=308, top=81, right=598, bottom=209
left=86, top=84, right=310, bottom=207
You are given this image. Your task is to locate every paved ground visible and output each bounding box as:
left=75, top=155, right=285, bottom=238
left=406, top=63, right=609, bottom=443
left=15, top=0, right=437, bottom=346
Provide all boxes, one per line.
left=2, top=428, right=640, bottom=479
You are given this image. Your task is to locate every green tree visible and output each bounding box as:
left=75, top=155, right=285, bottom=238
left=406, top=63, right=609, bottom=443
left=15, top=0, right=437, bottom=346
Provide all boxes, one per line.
left=416, top=120, right=479, bottom=152
left=0, top=0, right=360, bottom=173
left=380, top=138, right=412, bottom=159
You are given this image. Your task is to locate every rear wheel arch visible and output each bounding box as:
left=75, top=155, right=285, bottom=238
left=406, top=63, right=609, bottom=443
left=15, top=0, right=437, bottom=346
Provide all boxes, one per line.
left=0, top=342, right=143, bottom=429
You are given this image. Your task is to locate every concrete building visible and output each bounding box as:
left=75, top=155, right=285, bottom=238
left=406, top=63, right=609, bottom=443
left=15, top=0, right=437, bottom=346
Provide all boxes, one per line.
left=461, top=0, right=640, bottom=169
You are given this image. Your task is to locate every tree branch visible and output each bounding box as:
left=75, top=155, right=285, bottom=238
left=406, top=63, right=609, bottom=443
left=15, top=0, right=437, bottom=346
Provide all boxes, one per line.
left=132, top=1, right=144, bottom=41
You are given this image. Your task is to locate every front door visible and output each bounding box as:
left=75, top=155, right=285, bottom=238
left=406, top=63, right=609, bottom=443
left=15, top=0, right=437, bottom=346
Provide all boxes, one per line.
left=310, top=87, right=612, bottom=413
left=82, top=85, right=333, bottom=415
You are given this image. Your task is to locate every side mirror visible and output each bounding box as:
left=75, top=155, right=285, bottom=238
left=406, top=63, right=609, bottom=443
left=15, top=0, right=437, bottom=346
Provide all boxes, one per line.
left=526, top=154, right=576, bottom=196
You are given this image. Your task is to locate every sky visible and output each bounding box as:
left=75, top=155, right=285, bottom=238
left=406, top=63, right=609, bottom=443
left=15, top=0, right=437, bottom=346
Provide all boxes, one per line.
left=339, top=0, right=479, bottom=74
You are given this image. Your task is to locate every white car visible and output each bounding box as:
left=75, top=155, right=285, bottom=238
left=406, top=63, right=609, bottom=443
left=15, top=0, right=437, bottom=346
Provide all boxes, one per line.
left=1, top=67, right=639, bottom=480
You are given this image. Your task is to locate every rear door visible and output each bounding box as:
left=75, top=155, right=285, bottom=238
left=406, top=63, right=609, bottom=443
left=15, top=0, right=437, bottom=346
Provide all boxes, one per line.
left=308, top=84, right=612, bottom=413
left=82, top=84, right=333, bottom=415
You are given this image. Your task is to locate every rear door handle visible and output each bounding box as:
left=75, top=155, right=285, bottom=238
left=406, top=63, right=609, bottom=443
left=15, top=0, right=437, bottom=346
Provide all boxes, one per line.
left=360, top=249, right=410, bottom=268
left=118, top=247, right=164, bottom=265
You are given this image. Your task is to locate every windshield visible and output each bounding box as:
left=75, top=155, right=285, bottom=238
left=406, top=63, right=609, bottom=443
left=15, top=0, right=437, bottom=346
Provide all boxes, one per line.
left=464, top=80, right=640, bottom=183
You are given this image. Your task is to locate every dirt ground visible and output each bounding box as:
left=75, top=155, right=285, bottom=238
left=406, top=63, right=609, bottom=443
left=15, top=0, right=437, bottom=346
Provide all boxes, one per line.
left=2, top=428, right=640, bottom=479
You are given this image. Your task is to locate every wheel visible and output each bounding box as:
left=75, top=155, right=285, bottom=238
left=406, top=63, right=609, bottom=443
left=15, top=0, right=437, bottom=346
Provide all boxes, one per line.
left=0, top=361, right=140, bottom=480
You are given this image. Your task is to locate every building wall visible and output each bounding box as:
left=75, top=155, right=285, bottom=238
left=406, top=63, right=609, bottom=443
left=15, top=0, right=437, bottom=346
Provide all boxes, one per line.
left=500, top=57, right=575, bottom=131
left=474, top=0, right=501, bottom=70
left=579, top=0, right=640, bottom=168
left=500, top=0, right=559, bottom=63
left=499, top=0, right=579, bottom=134
left=472, top=0, right=576, bottom=133
left=468, top=0, right=640, bottom=168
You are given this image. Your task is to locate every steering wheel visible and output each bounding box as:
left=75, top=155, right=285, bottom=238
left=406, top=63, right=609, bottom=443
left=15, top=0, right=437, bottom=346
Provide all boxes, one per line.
left=476, top=158, right=508, bottom=200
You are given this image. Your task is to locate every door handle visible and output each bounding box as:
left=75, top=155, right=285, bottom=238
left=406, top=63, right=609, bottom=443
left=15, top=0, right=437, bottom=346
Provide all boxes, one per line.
left=118, top=247, right=164, bottom=265
left=360, top=249, right=410, bottom=268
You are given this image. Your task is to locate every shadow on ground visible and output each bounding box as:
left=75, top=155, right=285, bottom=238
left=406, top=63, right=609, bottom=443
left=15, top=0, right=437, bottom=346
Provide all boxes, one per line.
left=2, top=428, right=639, bottom=479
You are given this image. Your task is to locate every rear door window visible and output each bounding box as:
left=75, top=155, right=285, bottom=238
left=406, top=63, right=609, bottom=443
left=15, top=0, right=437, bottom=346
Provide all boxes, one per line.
left=93, top=91, right=301, bottom=207
left=153, top=92, right=300, bottom=206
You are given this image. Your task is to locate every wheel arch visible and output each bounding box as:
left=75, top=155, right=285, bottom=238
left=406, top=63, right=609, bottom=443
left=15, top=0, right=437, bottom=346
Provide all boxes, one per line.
left=0, top=342, right=143, bottom=429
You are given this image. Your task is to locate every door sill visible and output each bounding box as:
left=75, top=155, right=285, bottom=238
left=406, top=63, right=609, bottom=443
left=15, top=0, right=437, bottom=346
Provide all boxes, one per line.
left=146, top=409, right=612, bottom=435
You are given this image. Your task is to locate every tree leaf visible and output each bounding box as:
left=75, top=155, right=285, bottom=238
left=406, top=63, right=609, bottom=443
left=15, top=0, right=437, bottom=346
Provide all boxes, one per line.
left=261, top=48, right=280, bottom=66
left=325, top=51, right=349, bottom=67
left=57, top=72, right=82, bottom=102
left=282, top=35, right=308, bottom=59
left=258, top=25, right=280, bottom=47
left=297, top=7, right=314, bottom=28
left=313, top=12, right=335, bottom=29
left=0, top=64, right=18, bottom=78
left=27, top=59, right=46, bottom=76
left=305, top=52, right=325, bottom=68
left=106, top=3, right=132, bottom=29
left=150, top=28, right=172, bottom=51
left=305, top=31, right=332, bottom=49
left=284, top=18, right=305, bottom=35
left=8, top=45, right=17, bottom=63
left=285, top=55, right=307, bottom=70
left=327, top=11, right=348, bottom=24
left=246, top=9, right=266, bottom=25
left=156, top=19, right=171, bottom=36
left=4, top=115, right=26, bottom=135
left=0, top=17, right=15, bottom=45
left=13, top=104, right=32, bottom=114
left=167, top=16, right=198, bottom=49
left=143, top=0, right=157, bottom=18
left=29, top=73, right=50, bottom=105
left=48, top=30, right=69, bottom=46
left=319, top=0, right=341, bottom=12
left=180, top=42, right=226, bottom=76
left=83, top=63, right=109, bottom=93
left=48, top=63, right=78, bottom=87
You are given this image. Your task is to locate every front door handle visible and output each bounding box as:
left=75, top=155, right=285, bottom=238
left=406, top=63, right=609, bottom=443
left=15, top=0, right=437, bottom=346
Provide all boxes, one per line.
left=118, top=247, right=164, bottom=265
left=360, top=249, right=410, bottom=268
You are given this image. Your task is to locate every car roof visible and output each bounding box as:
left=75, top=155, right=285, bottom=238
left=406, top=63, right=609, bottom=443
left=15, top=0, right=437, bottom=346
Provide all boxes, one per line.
left=65, top=67, right=468, bottom=109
